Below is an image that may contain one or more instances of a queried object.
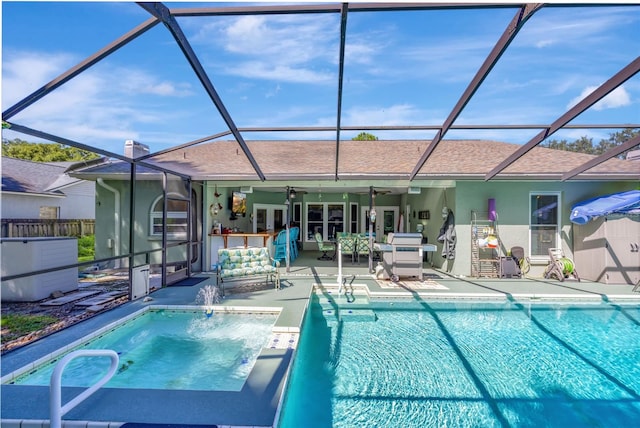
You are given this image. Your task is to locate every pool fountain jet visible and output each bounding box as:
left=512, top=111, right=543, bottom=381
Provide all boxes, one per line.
left=196, top=285, right=221, bottom=318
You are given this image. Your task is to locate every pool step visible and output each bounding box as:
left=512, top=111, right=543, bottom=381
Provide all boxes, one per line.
left=315, top=296, right=374, bottom=321
left=318, top=294, right=370, bottom=306
left=339, top=308, right=377, bottom=322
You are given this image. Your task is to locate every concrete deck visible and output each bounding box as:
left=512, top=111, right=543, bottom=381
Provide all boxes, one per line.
left=2, top=250, right=639, bottom=428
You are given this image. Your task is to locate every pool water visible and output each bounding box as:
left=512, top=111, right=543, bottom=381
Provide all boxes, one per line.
left=10, top=309, right=277, bottom=391
left=278, top=297, right=640, bottom=427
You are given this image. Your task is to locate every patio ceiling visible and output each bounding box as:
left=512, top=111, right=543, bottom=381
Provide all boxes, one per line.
left=3, top=2, right=639, bottom=183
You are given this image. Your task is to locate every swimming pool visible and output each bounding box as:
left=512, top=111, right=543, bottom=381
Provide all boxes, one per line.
left=277, top=296, right=640, bottom=427
left=6, top=307, right=278, bottom=391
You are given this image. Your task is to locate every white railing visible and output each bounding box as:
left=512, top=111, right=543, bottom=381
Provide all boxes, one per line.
left=50, top=349, right=119, bottom=428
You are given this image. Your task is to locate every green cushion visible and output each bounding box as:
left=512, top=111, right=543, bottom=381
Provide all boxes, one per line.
left=218, top=247, right=276, bottom=278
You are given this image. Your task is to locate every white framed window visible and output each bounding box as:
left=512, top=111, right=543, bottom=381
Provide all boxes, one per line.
left=39, top=206, right=59, bottom=219
left=150, top=193, right=189, bottom=239
left=529, top=191, right=561, bottom=259
left=305, top=202, right=345, bottom=241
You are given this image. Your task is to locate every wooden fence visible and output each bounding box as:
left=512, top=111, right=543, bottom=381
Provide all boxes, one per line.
left=1, top=219, right=95, bottom=238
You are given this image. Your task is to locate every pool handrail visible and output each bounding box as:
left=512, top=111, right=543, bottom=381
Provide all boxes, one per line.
left=337, top=240, right=343, bottom=295
left=50, top=349, right=119, bottom=428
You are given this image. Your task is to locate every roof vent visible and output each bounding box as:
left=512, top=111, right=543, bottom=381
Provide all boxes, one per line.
left=408, top=187, right=421, bottom=194
left=124, top=140, right=150, bottom=158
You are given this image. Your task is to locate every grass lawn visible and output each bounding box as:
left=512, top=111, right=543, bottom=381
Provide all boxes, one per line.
left=1, top=313, right=59, bottom=343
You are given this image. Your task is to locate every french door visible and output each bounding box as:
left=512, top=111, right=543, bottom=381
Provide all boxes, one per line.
left=361, top=206, right=399, bottom=241
left=253, top=204, right=286, bottom=232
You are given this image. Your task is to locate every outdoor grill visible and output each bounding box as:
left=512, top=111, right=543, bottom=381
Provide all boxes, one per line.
left=376, top=233, right=433, bottom=282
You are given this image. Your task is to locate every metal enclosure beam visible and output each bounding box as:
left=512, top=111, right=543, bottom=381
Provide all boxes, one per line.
left=561, top=134, right=640, bottom=181
left=5, top=122, right=191, bottom=179
left=335, top=3, right=349, bottom=180
left=137, top=2, right=266, bottom=181
left=170, top=2, right=516, bottom=17
left=485, top=55, right=640, bottom=181
left=137, top=131, right=233, bottom=161
left=409, top=3, right=543, bottom=180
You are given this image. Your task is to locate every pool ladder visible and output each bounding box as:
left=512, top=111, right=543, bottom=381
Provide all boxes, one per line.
left=50, top=349, right=119, bottom=428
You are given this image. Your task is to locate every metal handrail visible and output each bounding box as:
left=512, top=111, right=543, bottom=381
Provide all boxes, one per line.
left=50, top=349, right=119, bottom=428
left=337, top=240, right=343, bottom=295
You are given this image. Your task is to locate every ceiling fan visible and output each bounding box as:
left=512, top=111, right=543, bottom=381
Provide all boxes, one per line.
left=354, top=187, right=392, bottom=196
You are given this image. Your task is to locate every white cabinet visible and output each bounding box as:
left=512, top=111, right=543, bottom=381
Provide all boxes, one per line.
left=1, top=237, right=78, bottom=301
left=573, top=216, right=640, bottom=285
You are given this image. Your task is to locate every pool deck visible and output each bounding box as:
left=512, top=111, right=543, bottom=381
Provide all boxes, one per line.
left=2, top=251, right=639, bottom=428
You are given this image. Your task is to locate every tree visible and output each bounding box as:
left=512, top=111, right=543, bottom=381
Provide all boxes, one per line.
left=1, top=138, right=100, bottom=162
left=541, top=128, right=639, bottom=159
left=600, top=128, right=639, bottom=159
left=572, top=136, right=595, bottom=155
left=352, top=132, right=378, bottom=141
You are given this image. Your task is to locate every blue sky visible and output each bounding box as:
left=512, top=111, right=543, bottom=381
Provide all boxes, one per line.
left=2, top=1, right=639, bottom=155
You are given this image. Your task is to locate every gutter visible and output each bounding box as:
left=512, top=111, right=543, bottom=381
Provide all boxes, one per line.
left=97, top=178, right=120, bottom=267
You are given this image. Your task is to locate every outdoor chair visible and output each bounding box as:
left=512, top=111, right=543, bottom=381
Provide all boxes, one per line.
left=544, top=248, right=580, bottom=282
left=355, top=234, right=372, bottom=264
left=272, top=229, right=288, bottom=265
left=289, top=227, right=299, bottom=261
left=314, top=232, right=336, bottom=260
left=337, top=234, right=356, bottom=264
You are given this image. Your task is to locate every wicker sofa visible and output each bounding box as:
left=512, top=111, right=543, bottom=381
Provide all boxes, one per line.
left=216, top=247, right=280, bottom=296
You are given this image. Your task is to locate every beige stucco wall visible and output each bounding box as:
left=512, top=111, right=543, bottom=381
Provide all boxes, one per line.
left=451, top=180, right=638, bottom=278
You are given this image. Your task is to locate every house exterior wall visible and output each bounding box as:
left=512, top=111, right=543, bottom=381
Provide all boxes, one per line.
left=56, top=181, right=96, bottom=219
left=96, top=180, right=635, bottom=277
left=94, top=177, right=202, bottom=273
left=1, top=181, right=94, bottom=220
left=451, top=180, right=639, bottom=279
left=2, top=193, right=65, bottom=219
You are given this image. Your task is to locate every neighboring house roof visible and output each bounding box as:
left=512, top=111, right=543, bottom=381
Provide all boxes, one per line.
left=71, top=140, right=640, bottom=182
left=1, top=157, right=87, bottom=195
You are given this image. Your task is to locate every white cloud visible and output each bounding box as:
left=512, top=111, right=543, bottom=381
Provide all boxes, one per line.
left=567, top=85, right=631, bottom=111
left=342, top=104, right=427, bottom=126
left=227, top=61, right=334, bottom=84
left=194, top=14, right=338, bottom=63
left=517, top=7, right=637, bottom=49
left=191, top=14, right=342, bottom=84
left=2, top=50, right=198, bottom=149
left=265, top=84, right=281, bottom=99
left=2, top=51, right=77, bottom=108
left=534, top=39, right=554, bottom=48
left=116, top=69, right=194, bottom=97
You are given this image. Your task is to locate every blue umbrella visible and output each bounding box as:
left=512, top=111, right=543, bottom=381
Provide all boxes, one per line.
left=570, top=190, right=640, bottom=224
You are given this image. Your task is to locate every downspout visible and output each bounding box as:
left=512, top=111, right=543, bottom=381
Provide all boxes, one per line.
left=97, top=178, right=120, bottom=268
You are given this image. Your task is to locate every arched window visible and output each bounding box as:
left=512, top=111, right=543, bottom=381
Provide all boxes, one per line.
left=150, top=193, right=188, bottom=239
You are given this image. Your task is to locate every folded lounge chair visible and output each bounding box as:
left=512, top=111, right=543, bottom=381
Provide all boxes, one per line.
left=544, top=248, right=580, bottom=281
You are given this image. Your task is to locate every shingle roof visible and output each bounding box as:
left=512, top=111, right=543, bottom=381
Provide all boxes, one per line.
left=139, top=139, right=639, bottom=181
left=1, top=157, right=67, bottom=194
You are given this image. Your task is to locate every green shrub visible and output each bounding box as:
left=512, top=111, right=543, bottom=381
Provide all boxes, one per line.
left=78, top=234, right=95, bottom=262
